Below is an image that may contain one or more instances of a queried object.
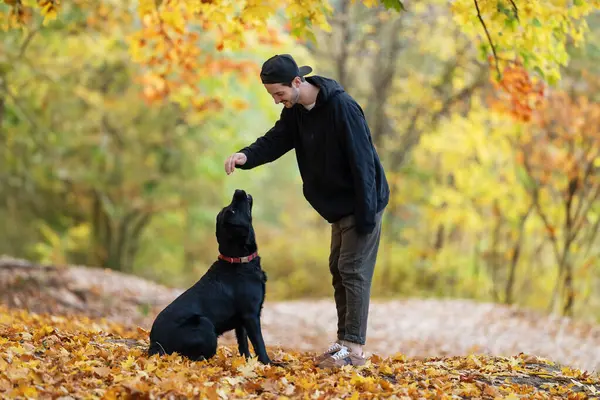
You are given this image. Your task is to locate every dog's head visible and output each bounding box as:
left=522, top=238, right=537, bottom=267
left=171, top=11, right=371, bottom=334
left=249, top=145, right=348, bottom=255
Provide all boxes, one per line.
left=216, top=189, right=257, bottom=257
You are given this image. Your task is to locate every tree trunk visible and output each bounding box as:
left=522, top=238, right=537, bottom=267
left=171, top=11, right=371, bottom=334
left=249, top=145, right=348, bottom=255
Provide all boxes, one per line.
left=91, top=191, right=110, bottom=268
left=505, top=203, right=533, bottom=304
left=336, top=0, right=351, bottom=89
left=562, top=261, right=574, bottom=316
left=124, top=212, right=152, bottom=270
left=369, top=17, right=404, bottom=149
left=489, top=215, right=501, bottom=303
left=504, top=242, right=519, bottom=305
left=0, top=90, right=4, bottom=134
left=90, top=189, right=154, bottom=271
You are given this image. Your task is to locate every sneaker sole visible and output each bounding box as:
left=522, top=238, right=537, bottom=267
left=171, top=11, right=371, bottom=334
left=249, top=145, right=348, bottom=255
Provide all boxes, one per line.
left=314, top=351, right=337, bottom=364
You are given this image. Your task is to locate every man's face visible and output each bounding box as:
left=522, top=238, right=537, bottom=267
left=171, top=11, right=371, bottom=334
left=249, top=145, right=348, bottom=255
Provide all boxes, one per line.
left=264, top=78, right=300, bottom=108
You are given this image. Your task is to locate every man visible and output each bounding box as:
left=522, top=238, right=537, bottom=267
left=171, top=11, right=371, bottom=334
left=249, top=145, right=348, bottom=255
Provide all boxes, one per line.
left=224, top=54, right=389, bottom=368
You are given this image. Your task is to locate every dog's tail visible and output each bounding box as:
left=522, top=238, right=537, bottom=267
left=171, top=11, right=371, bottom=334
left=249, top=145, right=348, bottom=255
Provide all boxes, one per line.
left=148, top=340, right=167, bottom=357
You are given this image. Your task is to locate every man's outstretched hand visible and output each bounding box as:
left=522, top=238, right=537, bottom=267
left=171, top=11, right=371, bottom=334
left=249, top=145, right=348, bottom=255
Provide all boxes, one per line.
left=224, top=152, right=247, bottom=175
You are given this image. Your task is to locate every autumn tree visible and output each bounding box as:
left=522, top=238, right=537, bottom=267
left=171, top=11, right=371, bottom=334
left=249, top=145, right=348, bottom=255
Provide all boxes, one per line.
left=2, top=0, right=600, bottom=301
left=0, top=7, right=204, bottom=270
left=478, top=60, right=600, bottom=317
left=408, top=60, right=600, bottom=317
left=0, top=0, right=292, bottom=277
left=511, top=76, right=600, bottom=317
left=3, top=0, right=599, bottom=108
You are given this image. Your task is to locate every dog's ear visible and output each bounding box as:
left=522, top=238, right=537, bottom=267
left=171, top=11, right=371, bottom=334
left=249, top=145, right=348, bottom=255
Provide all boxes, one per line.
left=215, top=211, right=223, bottom=237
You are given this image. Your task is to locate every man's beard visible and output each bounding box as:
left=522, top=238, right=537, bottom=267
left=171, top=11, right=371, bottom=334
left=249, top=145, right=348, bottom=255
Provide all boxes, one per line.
left=290, top=87, right=300, bottom=105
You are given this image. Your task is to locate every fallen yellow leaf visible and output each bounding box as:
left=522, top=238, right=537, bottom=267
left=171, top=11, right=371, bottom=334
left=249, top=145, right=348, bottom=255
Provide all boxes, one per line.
left=93, top=366, right=111, bottom=378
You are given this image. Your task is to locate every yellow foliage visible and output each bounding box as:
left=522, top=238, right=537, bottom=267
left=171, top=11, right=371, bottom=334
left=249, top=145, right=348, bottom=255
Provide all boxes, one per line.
left=0, top=305, right=597, bottom=398
left=450, top=0, right=599, bottom=84
left=4, top=0, right=597, bottom=113
left=32, top=223, right=91, bottom=266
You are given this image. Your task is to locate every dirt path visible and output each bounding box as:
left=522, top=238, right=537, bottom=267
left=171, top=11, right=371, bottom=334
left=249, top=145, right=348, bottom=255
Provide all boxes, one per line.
left=250, top=298, right=600, bottom=374
left=1, top=256, right=599, bottom=375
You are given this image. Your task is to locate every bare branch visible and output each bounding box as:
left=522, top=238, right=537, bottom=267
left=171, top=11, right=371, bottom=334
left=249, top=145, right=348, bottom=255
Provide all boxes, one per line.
left=391, top=64, right=487, bottom=168
left=522, top=157, right=562, bottom=265
left=522, top=155, right=567, bottom=313
left=570, top=148, right=599, bottom=229
left=583, top=210, right=600, bottom=259
left=570, top=184, right=600, bottom=241
left=509, top=0, right=519, bottom=22
left=474, top=0, right=501, bottom=77
left=0, top=80, right=45, bottom=134
left=18, top=27, right=40, bottom=59
left=350, top=10, right=384, bottom=58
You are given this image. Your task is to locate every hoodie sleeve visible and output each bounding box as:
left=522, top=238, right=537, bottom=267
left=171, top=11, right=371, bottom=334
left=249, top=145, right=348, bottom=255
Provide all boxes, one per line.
left=337, top=97, right=377, bottom=235
left=237, top=110, right=295, bottom=170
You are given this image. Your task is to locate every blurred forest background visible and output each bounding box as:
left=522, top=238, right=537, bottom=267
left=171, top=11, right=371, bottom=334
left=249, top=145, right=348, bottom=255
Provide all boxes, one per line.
left=2, top=0, right=600, bottom=322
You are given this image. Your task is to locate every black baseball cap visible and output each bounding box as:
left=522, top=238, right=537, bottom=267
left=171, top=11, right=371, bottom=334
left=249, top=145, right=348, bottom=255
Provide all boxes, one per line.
left=260, top=54, right=313, bottom=84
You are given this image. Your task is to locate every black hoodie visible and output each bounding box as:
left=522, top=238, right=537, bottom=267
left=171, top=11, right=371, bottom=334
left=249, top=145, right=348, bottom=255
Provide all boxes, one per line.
left=237, top=76, right=389, bottom=234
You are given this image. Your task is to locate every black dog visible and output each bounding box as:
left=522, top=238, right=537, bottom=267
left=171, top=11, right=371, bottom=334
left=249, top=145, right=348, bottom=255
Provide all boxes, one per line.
left=147, top=189, right=271, bottom=364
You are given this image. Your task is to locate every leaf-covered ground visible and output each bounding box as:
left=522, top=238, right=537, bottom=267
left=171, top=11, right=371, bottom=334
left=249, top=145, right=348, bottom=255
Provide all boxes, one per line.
left=1, top=305, right=599, bottom=399
left=2, top=256, right=600, bottom=398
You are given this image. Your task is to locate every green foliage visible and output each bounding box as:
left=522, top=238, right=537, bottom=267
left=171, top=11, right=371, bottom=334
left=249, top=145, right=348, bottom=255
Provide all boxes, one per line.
left=381, top=0, right=406, bottom=12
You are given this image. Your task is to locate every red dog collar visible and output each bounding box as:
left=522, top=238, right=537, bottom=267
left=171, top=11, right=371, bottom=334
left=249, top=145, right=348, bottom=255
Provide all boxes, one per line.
left=218, top=252, right=259, bottom=263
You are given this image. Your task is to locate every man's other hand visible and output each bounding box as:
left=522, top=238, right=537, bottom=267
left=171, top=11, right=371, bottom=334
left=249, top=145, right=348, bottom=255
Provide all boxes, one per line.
left=225, top=153, right=248, bottom=175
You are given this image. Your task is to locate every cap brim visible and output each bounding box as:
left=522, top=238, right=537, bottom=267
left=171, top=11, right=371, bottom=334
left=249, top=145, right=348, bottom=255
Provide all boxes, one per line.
left=299, top=66, right=312, bottom=76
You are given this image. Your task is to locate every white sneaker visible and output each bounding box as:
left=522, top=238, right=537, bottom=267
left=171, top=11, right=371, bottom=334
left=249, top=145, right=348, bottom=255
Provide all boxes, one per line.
left=314, top=341, right=344, bottom=363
